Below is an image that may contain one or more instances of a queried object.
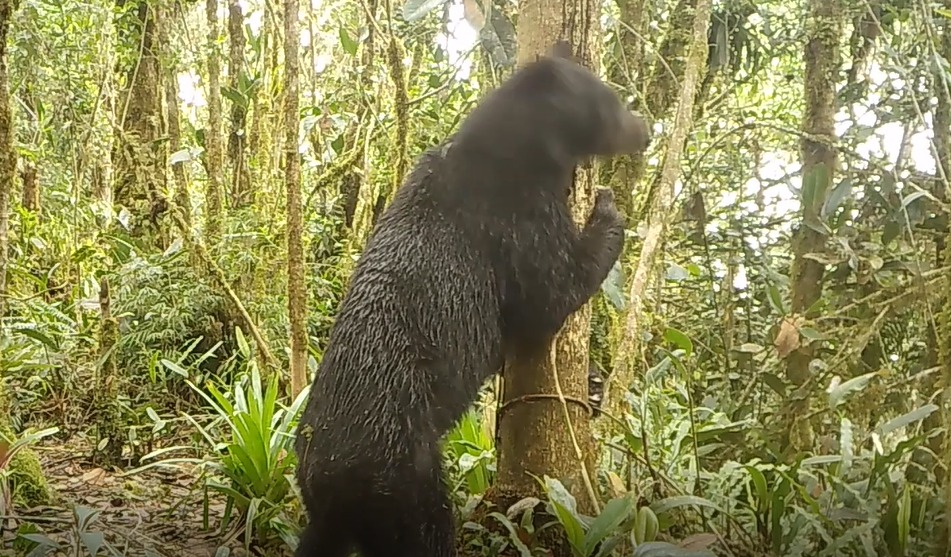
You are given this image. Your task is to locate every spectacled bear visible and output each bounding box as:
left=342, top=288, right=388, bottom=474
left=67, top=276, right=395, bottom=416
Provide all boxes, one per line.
left=293, top=42, right=651, bottom=557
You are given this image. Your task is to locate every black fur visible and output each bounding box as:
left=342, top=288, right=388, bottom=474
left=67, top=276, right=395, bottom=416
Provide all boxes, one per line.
left=294, top=46, right=651, bottom=557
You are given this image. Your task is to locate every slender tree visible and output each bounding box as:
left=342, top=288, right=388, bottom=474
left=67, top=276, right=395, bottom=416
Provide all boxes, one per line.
left=933, top=1, right=951, bottom=551
left=284, top=0, right=307, bottom=397
left=605, top=0, right=712, bottom=428
left=0, top=0, right=17, bottom=320
left=204, top=0, right=224, bottom=240
left=781, top=0, right=843, bottom=452
left=227, top=0, right=249, bottom=206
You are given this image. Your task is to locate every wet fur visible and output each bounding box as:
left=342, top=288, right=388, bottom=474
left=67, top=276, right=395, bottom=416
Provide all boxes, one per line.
left=294, top=48, right=650, bottom=557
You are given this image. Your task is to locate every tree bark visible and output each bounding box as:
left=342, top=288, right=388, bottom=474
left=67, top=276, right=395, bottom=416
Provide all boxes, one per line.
left=780, top=0, right=843, bottom=453
left=0, top=0, right=17, bottom=320
left=92, top=277, right=123, bottom=466
left=113, top=0, right=168, bottom=240
left=283, top=0, right=307, bottom=397
left=19, top=161, right=38, bottom=214
left=493, top=0, right=603, bottom=519
left=204, top=0, right=225, bottom=241
left=227, top=0, right=250, bottom=207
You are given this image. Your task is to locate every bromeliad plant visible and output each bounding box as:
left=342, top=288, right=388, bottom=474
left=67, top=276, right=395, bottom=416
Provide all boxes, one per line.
left=183, top=328, right=309, bottom=550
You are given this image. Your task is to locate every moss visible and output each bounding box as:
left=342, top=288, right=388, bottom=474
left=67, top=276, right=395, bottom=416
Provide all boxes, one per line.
left=8, top=444, right=53, bottom=507
left=0, top=373, right=55, bottom=508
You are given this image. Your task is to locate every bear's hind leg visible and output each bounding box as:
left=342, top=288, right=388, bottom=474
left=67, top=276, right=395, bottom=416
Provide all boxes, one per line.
left=356, top=468, right=456, bottom=557
left=294, top=500, right=354, bottom=557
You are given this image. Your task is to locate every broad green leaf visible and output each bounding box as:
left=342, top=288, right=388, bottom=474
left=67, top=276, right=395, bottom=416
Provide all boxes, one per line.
left=14, top=327, right=58, bottom=350
left=488, top=512, right=534, bottom=557
left=543, top=477, right=586, bottom=551
left=650, top=495, right=722, bottom=516
left=899, top=190, right=928, bottom=210
left=665, top=262, right=689, bottom=282
left=663, top=328, right=693, bottom=359
left=632, top=541, right=715, bottom=556
left=767, top=285, right=785, bottom=315
left=160, top=358, right=189, bottom=378
left=583, top=494, right=635, bottom=552
left=600, top=261, right=626, bottom=310
left=339, top=26, right=358, bottom=55
left=821, top=178, right=852, bottom=220
left=235, top=326, right=251, bottom=359
left=169, top=148, right=192, bottom=165
left=744, top=464, right=768, bottom=512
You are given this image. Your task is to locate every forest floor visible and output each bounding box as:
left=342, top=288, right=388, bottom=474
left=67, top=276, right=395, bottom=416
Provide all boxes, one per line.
left=5, top=437, right=267, bottom=557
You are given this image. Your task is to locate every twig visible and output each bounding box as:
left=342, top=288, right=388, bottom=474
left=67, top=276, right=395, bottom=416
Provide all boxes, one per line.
left=549, top=332, right=601, bottom=514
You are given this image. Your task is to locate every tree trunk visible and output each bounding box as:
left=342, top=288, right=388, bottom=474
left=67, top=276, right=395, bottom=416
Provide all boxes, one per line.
left=932, top=1, right=951, bottom=551
left=605, top=0, right=713, bottom=428
left=204, top=0, right=225, bottom=241
left=92, top=277, right=123, bottom=466
left=283, top=0, right=306, bottom=397
left=780, top=0, right=843, bottom=454
left=248, top=3, right=276, bottom=201
left=493, top=0, right=603, bottom=521
left=19, top=161, right=38, bottom=214
left=227, top=0, right=250, bottom=207
left=113, top=0, right=168, bottom=240
left=0, top=0, right=16, bottom=320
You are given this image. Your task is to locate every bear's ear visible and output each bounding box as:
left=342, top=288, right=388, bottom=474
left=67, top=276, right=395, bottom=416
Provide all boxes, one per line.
left=550, top=40, right=573, bottom=59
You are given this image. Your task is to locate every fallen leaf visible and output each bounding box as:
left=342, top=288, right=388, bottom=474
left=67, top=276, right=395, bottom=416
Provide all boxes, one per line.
left=81, top=467, right=107, bottom=486
left=774, top=316, right=801, bottom=358
left=680, top=532, right=718, bottom=550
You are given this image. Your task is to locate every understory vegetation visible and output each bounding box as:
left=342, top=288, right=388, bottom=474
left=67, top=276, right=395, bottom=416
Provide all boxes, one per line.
left=1, top=0, right=951, bottom=555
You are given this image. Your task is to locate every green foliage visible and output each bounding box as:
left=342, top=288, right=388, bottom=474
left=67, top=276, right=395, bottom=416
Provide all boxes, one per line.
left=182, top=351, right=308, bottom=550
left=109, top=249, right=231, bottom=381
left=3, top=0, right=950, bottom=553
left=445, top=409, right=496, bottom=496
left=16, top=505, right=119, bottom=557
left=0, top=426, right=59, bottom=511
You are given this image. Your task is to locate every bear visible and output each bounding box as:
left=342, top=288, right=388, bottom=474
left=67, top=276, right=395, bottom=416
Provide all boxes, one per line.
left=293, top=41, right=651, bottom=557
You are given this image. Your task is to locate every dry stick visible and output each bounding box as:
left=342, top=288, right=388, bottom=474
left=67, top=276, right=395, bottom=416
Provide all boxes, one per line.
left=549, top=332, right=601, bottom=514
left=169, top=210, right=279, bottom=371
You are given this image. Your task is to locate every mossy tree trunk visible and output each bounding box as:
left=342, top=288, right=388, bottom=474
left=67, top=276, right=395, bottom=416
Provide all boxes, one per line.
left=227, top=0, right=250, bottom=207
left=493, top=0, right=603, bottom=521
left=601, top=0, right=651, bottom=224
left=92, top=277, right=123, bottom=467
left=0, top=0, right=16, bottom=321
left=0, top=0, right=52, bottom=507
left=780, top=0, right=843, bottom=454
left=113, top=0, right=168, bottom=241
left=248, top=3, right=279, bottom=198
left=91, top=25, right=117, bottom=210
left=283, top=0, right=307, bottom=397
left=19, top=161, right=38, bottom=214
left=204, top=0, right=224, bottom=240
